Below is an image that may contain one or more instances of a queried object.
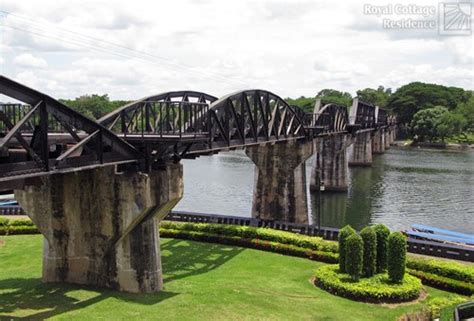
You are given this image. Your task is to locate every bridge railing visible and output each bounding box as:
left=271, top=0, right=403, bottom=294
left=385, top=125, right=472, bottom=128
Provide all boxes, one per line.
left=376, top=108, right=388, bottom=127
left=108, top=101, right=210, bottom=139
left=0, top=103, right=65, bottom=134
left=353, top=101, right=376, bottom=129
left=304, top=103, right=349, bottom=135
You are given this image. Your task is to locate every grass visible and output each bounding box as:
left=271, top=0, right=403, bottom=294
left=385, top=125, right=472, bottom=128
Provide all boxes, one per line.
left=0, top=235, right=463, bottom=321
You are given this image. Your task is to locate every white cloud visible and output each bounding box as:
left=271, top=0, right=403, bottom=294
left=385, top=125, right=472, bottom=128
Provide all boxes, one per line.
left=13, top=53, right=48, bottom=68
left=0, top=0, right=472, bottom=100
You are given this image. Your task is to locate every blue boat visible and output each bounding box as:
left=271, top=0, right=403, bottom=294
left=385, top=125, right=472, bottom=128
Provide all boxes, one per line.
left=0, top=200, right=18, bottom=206
left=406, top=224, right=474, bottom=246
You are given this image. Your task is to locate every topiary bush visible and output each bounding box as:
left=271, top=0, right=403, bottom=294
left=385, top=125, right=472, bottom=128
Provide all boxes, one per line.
left=360, top=226, right=377, bottom=277
left=388, top=232, right=407, bottom=283
left=345, top=233, right=363, bottom=281
left=314, top=264, right=422, bottom=303
left=373, top=224, right=390, bottom=273
left=338, top=225, right=356, bottom=273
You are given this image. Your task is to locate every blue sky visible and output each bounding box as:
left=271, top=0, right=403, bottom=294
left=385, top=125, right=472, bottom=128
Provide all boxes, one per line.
left=0, top=0, right=472, bottom=100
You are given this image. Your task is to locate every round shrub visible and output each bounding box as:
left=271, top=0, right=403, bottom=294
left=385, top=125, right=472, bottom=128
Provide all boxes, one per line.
left=338, top=225, right=356, bottom=273
left=373, top=224, right=390, bottom=273
left=388, top=232, right=407, bottom=283
left=360, top=226, right=377, bottom=277
left=314, top=264, right=422, bottom=303
left=345, top=233, right=363, bottom=281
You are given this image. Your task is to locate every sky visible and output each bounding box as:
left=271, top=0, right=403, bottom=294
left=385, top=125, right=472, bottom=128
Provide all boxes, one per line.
left=0, top=0, right=473, bottom=101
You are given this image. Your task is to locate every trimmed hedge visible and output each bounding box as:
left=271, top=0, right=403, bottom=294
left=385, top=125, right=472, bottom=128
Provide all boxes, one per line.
left=360, top=226, right=377, bottom=277
left=407, top=268, right=474, bottom=296
left=314, top=264, right=422, bottom=303
left=388, top=232, right=407, bottom=283
left=0, top=218, right=38, bottom=235
left=396, top=295, right=470, bottom=321
left=345, top=233, right=363, bottom=281
left=160, top=222, right=338, bottom=253
left=407, top=257, right=474, bottom=284
left=373, top=224, right=390, bottom=273
left=160, top=228, right=338, bottom=263
left=338, top=225, right=356, bottom=273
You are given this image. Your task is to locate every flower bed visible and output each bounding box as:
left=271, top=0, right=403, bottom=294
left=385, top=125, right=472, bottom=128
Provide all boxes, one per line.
left=314, top=264, right=423, bottom=303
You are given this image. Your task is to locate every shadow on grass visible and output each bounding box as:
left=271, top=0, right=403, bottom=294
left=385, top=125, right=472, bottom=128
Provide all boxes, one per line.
left=0, top=239, right=244, bottom=319
left=161, top=238, right=244, bottom=283
left=0, top=277, right=177, bottom=320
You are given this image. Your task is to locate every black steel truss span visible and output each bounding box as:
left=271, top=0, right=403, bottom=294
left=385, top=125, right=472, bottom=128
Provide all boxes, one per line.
left=204, top=89, right=308, bottom=147
left=305, top=103, right=349, bottom=135
left=0, top=76, right=395, bottom=185
left=98, top=89, right=309, bottom=163
left=98, top=91, right=218, bottom=130
left=0, top=75, right=141, bottom=185
left=353, top=100, right=377, bottom=129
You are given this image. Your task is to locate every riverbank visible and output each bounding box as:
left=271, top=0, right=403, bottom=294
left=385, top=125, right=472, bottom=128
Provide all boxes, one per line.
left=393, top=140, right=474, bottom=151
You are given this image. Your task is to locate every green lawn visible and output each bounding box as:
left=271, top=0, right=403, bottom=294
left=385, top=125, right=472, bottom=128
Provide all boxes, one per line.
left=0, top=235, right=458, bottom=320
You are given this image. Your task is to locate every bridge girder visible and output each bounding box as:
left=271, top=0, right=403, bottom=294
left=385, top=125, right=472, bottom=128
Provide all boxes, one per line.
left=0, top=75, right=141, bottom=187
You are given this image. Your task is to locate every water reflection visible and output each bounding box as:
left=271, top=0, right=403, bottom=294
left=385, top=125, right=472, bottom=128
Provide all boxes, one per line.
left=176, top=148, right=474, bottom=233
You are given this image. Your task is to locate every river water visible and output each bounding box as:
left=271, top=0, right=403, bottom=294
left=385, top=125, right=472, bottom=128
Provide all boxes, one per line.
left=175, top=147, right=474, bottom=234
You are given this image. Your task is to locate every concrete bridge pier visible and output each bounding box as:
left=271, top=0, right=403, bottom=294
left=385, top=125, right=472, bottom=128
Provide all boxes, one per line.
left=348, top=131, right=373, bottom=166
left=384, top=129, right=391, bottom=149
left=372, top=129, right=385, bottom=154
left=15, top=164, right=183, bottom=293
left=388, top=126, right=396, bottom=145
left=245, top=140, right=313, bottom=224
left=310, top=135, right=351, bottom=192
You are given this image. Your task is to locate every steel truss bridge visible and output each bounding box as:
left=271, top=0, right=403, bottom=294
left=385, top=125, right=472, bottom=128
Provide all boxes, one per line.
left=0, top=75, right=394, bottom=188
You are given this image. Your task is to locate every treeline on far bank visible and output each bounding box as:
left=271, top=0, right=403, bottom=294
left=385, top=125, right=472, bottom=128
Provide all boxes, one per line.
left=59, top=82, right=474, bottom=144
left=286, top=83, right=474, bottom=144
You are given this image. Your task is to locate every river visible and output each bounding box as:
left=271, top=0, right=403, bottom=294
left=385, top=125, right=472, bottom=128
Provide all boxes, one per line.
left=175, top=147, right=474, bottom=234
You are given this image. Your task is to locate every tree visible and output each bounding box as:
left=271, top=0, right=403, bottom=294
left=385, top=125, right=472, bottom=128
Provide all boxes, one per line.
left=411, top=106, right=465, bottom=142
left=345, top=234, right=363, bottom=281
left=285, top=96, right=316, bottom=113
left=387, top=82, right=469, bottom=125
left=360, top=226, right=377, bottom=277
left=356, top=86, right=391, bottom=107
left=60, top=94, right=129, bottom=119
left=454, top=92, right=474, bottom=132
left=373, top=224, right=390, bottom=273
left=338, top=225, right=356, bottom=273
left=436, top=112, right=466, bottom=141
left=387, top=232, right=407, bottom=283
left=316, top=89, right=352, bottom=106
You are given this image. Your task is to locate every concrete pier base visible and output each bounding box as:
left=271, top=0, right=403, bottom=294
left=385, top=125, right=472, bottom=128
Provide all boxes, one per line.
left=384, top=130, right=391, bottom=149
left=245, top=141, right=313, bottom=224
left=15, top=164, right=183, bottom=293
left=310, top=135, right=350, bottom=192
left=372, top=129, right=385, bottom=154
left=348, top=131, right=373, bottom=166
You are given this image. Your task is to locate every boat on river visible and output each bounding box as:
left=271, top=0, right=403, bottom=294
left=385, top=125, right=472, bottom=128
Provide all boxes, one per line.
left=404, top=224, right=474, bottom=247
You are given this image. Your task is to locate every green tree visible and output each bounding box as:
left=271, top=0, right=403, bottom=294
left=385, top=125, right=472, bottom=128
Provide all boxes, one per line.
left=387, top=232, right=407, bottom=283
left=454, top=92, right=474, bottom=131
left=345, top=234, right=363, bottom=282
left=360, top=226, right=377, bottom=277
left=387, top=82, right=468, bottom=125
left=356, top=86, right=391, bottom=107
left=317, top=89, right=352, bottom=106
left=60, top=94, right=129, bottom=119
left=285, top=96, right=316, bottom=112
left=338, top=225, right=356, bottom=273
left=411, top=106, right=465, bottom=142
left=373, top=224, right=390, bottom=273
left=436, top=112, right=466, bottom=141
